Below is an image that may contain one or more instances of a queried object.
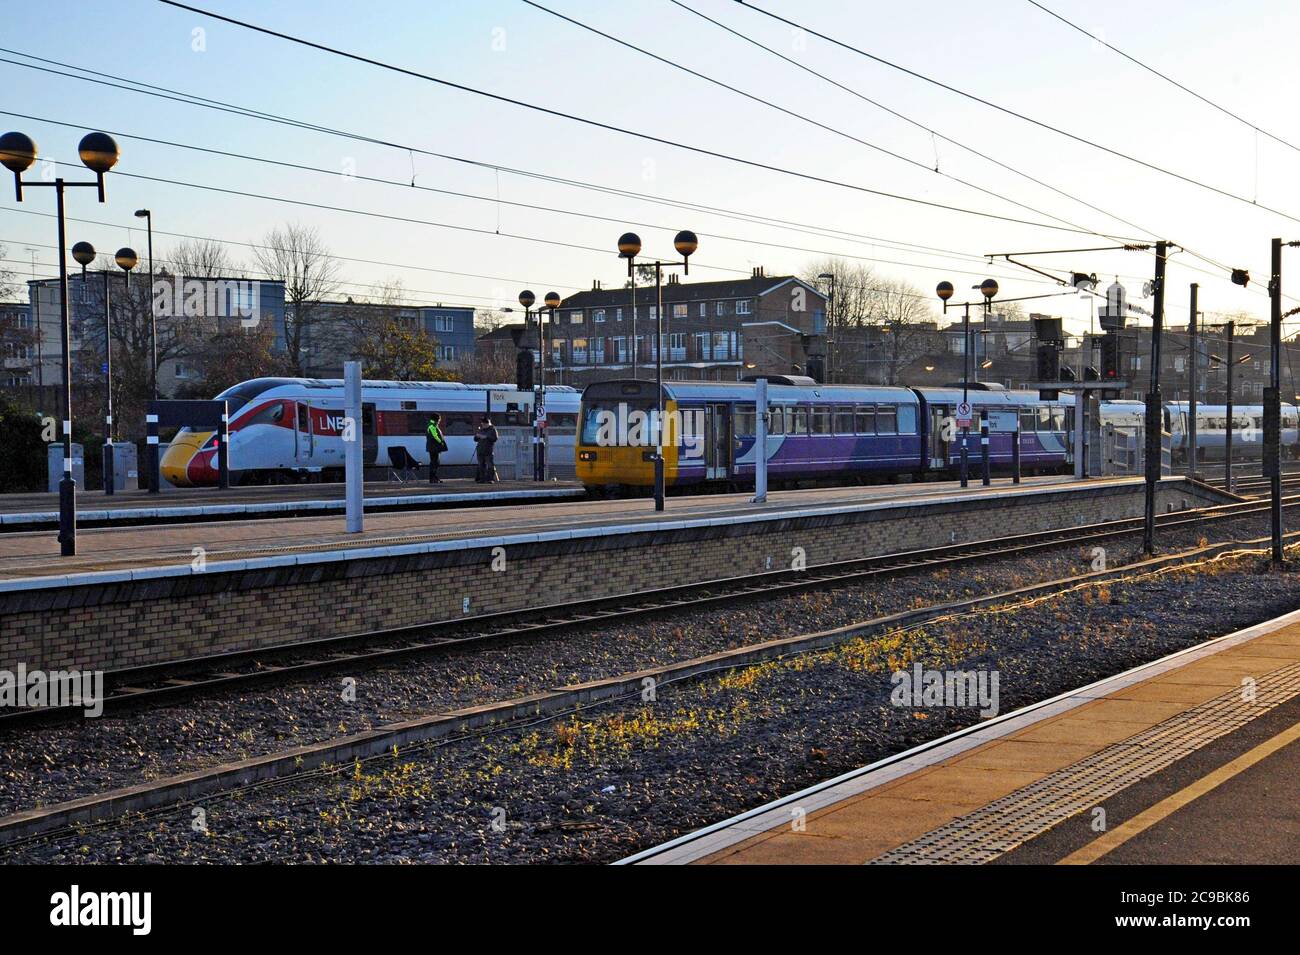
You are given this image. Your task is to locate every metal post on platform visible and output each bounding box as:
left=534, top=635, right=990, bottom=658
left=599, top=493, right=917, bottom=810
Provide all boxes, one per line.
left=1074, top=389, right=1086, bottom=480
left=961, top=303, right=970, bottom=488
left=980, top=411, right=990, bottom=486
left=344, top=360, right=363, bottom=534
left=1142, top=239, right=1169, bottom=556
left=1188, top=283, right=1199, bottom=480
left=1012, top=418, right=1021, bottom=484
left=1225, top=320, right=1235, bottom=494
left=145, top=412, right=159, bottom=494
left=753, top=377, right=768, bottom=503
left=217, top=401, right=229, bottom=490
left=1268, top=238, right=1284, bottom=564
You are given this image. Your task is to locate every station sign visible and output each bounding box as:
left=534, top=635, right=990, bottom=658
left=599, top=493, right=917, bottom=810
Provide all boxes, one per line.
left=955, top=400, right=973, bottom=428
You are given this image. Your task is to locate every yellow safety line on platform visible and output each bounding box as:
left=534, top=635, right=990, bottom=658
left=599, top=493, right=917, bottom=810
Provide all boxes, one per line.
left=1057, top=720, right=1300, bottom=865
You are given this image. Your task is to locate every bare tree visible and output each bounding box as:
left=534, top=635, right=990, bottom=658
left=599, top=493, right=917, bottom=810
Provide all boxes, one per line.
left=252, top=223, right=340, bottom=374
left=167, top=237, right=237, bottom=279
left=803, top=258, right=938, bottom=384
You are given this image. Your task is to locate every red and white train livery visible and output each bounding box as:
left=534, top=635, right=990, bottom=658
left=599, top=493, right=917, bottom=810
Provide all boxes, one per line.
left=160, top=377, right=580, bottom=486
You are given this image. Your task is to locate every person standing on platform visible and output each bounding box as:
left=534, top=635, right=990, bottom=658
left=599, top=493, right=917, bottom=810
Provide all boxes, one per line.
left=426, top=413, right=447, bottom=484
left=474, top=415, right=498, bottom=483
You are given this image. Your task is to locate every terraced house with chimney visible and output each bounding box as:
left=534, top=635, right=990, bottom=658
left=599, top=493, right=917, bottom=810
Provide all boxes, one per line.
left=549, top=268, right=828, bottom=385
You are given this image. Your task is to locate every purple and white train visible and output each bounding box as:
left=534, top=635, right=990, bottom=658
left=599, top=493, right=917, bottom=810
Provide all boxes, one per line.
left=575, top=377, right=1075, bottom=491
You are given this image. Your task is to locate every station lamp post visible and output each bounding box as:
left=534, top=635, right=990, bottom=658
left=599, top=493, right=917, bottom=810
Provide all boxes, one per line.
left=71, top=241, right=137, bottom=495
left=618, top=232, right=642, bottom=379
left=517, top=289, right=560, bottom=480
left=615, top=230, right=698, bottom=511
left=1, top=129, right=120, bottom=556
left=133, top=209, right=156, bottom=401
left=936, top=278, right=999, bottom=487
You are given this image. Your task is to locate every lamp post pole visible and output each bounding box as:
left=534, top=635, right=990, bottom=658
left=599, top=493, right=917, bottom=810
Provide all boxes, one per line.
left=134, top=209, right=155, bottom=400
left=818, top=271, right=836, bottom=383
left=617, top=231, right=698, bottom=512
left=2, top=130, right=120, bottom=556
left=936, top=279, right=998, bottom=489
left=71, top=242, right=136, bottom=495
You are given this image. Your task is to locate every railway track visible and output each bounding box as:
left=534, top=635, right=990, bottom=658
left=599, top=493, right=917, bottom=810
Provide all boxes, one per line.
left=4, top=493, right=1299, bottom=729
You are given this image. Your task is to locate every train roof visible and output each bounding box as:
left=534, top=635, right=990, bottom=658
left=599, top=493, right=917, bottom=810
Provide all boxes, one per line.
left=580, top=378, right=917, bottom=404
left=912, top=386, right=1071, bottom=407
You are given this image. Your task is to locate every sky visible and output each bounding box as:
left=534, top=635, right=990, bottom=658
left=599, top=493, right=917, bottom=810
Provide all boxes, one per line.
left=4, top=0, right=1300, bottom=335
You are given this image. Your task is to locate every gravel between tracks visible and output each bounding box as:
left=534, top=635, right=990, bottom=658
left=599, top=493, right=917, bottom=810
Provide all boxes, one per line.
left=0, top=510, right=1291, bottom=857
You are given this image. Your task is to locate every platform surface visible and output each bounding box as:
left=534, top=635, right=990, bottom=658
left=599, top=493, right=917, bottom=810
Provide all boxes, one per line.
left=624, top=609, right=1300, bottom=865
left=0, top=475, right=1143, bottom=583
left=0, top=478, right=584, bottom=527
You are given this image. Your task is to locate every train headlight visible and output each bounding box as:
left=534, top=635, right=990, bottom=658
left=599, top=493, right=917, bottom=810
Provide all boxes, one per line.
left=578, top=450, right=598, bottom=462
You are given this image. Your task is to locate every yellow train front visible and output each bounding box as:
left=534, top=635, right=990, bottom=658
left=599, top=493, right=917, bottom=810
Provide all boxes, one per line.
left=576, top=379, right=695, bottom=492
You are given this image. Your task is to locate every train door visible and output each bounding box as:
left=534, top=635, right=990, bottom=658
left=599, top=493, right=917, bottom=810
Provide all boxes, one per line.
left=295, top=401, right=314, bottom=465
left=928, top=404, right=950, bottom=468
left=361, top=403, right=378, bottom=465
left=705, top=403, right=732, bottom=479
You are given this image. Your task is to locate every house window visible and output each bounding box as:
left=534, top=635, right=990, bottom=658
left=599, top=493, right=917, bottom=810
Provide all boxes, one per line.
left=736, top=299, right=752, bottom=315
left=672, top=303, right=688, bottom=318
left=699, top=302, right=708, bottom=317
left=593, top=309, right=605, bottom=323
left=436, top=345, right=457, bottom=361
left=669, top=332, right=686, bottom=360
left=615, top=307, right=623, bottom=321
left=572, top=338, right=588, bottom=363
left=569, top=310, right=583, bottom=324
left=591, top=338, right=605, bottom=363
left=716, top=301, right=726, bottom=316
left=431, top=314, right=455, bottom=333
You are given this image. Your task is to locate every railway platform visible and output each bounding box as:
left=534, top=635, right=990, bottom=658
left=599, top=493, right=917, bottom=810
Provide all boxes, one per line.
left=624, top=608, right=1300, bottom=865
left=0, top=474, right=1234, bottom=674
left=0, top=479, right=585, bottom=531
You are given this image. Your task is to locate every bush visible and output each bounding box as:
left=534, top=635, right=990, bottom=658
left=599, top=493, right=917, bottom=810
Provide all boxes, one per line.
left=0, top=394, right=47, bottom=492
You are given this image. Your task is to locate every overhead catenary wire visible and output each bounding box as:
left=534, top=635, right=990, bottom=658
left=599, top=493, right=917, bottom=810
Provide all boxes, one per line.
left=520, top=0, right=1127, bottom=241
left=664, top=0, right=1158, bottom=244
left=148, top=0, right=1141, bottom=239
left=0, top=109, right=1074, bottom=283
left=735, top=0, right=1300, bottom=230
left=1026, top=0, right=1300, bottom=158
left=0, top=48, right=1062, bottom=268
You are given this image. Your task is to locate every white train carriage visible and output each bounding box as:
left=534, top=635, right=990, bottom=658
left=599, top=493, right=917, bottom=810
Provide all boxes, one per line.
left=161, top=377, right=580, bottom=486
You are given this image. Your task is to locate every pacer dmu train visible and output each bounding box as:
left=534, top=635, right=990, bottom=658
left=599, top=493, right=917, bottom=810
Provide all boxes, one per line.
left=160, top=377, right=580, bottom=486
left=575, top=378, right=1075, bottom=492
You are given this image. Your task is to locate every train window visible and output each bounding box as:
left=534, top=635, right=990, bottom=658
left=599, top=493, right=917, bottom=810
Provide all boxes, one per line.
left=1020, top=409, right=1037, bottom=432
left=876, top=406, right=897, bottom=434
left=1038, top=407, right=1053, bottom=431
left=791, top=407, right=809, bottom=435
left=833, top=408, right=855, bottom=434
left=768, top=407, right=785, bottom=435
left=855, top=406, right=875, bottom=434
left=550, top=413, right=577, bottom=431
left=245, top=401, right=285, bottom=426
left=810, top=406, right=831, bottom=434
left=735, top=405, right=756, bottom=437
left=297, top=403, right=310, bottom=432
left=1050, top=409, right=1065, bottom=432
left=898, top=405, right=917, bottom=434
left=442, top=412, right=476, bottom=436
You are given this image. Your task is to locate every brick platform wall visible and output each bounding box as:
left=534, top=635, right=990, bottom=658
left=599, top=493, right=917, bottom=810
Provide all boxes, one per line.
left=0, top=481, right=1216, bottom=672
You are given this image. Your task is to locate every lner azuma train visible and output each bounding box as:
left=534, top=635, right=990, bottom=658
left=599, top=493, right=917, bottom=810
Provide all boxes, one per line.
left=1097, top=400, right=1300, bottom=462
left=161, top=377, right=581, bottom=486
left=576, top=378, right=1075, bottom=492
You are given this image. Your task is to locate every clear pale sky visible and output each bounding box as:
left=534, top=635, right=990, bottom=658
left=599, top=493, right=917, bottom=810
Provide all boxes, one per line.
left=4, top=0, right=1300, bottom=333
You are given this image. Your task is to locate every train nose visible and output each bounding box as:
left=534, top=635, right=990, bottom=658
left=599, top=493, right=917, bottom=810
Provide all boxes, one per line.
left=160, top=430, right=216, bottom=486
